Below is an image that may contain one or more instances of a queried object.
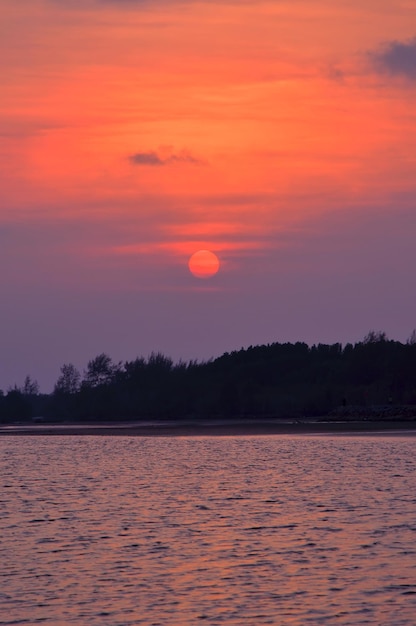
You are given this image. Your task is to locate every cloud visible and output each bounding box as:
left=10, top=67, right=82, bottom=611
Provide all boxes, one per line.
left=49, top=0, right=256, bottom=5
left=129, top=151, right=165, bottom=166
left=369, top=37, right=416, bottom=80
left=326, top=65, right=346, bottom=83
left=45, top=0, right=273, bottom=12
left=128, top=149, right=203, bottom=166
left=48, top=0, right=195, bottom=8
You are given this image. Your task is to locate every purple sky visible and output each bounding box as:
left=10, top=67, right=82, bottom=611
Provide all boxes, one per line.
left=1, top=0, right=415, bottom=392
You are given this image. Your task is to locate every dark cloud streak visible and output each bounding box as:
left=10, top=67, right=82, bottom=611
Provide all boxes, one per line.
left=128, top=150, right=203, bottom=166
left=129, top=151, right=165, bottom=166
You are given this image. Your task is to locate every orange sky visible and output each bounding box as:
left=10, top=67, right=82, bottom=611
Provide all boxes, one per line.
left=1, top=0, right=415, bottom=389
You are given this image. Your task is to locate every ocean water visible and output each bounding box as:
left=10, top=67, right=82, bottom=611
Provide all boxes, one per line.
left=1, top=435, right=416, bottom=625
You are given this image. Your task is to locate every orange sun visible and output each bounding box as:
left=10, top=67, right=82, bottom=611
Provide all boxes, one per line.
left=188, top=249, right=220, bottom=279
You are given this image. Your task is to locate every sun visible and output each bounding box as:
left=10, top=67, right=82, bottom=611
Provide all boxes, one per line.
left=188, top=250, right=220, bottom=279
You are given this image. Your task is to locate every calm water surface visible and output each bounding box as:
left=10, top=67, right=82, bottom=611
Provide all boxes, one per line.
left=1, top=435, right=416, bottom=625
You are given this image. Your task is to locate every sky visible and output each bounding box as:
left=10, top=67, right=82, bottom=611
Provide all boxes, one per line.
left=1, top=0, right=415, bottom=392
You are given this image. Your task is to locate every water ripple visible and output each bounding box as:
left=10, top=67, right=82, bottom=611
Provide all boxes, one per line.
left=1, top=434, right=416, bottom=624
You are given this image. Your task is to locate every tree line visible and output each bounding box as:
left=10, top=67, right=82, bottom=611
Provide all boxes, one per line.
left=1, top=331, right=416, bottom=422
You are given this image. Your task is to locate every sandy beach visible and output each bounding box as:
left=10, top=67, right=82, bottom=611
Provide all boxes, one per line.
left=1, top=419, right=416, bottom=437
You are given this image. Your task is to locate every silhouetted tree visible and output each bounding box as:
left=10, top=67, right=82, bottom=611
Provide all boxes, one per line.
left=54, top=364, right=81, bottom=395
left=82, top=354, right=120, bottom=389
left=3, top=388, right=32, bottom=419
left=363, top=330, right=388, bottom=344
left=407, top=330, right=416, bottom=345
left=22, top=375, right=39, bottom=396
left=13, top=331, right=416, bottom=422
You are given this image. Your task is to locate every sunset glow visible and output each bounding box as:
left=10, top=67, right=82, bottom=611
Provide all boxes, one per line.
left=0, top=0, right=415, bottom=390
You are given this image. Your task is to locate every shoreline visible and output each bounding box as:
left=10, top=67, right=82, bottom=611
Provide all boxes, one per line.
left=1, top=419, right=416, bottom=437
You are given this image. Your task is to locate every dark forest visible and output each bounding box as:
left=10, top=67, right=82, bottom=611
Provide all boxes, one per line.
left=1, top=331, right=416, bottom=422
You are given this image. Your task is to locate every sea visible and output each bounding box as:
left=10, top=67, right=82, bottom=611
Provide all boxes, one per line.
left=1, top=434, right=416, bottom=625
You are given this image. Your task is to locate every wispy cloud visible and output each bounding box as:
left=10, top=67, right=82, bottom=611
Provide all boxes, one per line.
left=48, top=0, right=196, bottom=8
left=49, top=0, right=257, bottom=6
left=369, top=37, right=416, bottom=80
left=128, top=149, right=204, bottom=166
